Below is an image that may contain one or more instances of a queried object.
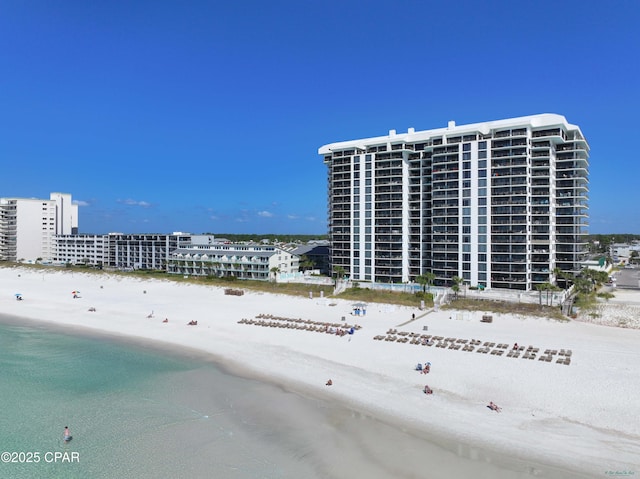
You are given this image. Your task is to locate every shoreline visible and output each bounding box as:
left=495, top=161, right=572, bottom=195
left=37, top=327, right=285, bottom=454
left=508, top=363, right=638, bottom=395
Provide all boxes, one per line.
left=0, top=313, right=589, bottom=479
left=2, top=267, right=638, bottom=477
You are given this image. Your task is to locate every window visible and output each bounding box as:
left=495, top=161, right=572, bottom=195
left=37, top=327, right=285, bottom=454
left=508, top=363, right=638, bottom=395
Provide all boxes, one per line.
left=478, top=207, right=486, bottom=215
left=479, top=198, right=486, bottom=206
left=478, top=150, right=487, bottom=159
left=478, top=254, right=486, bottom=262
left=479, top=141, right=487, bottom=149
left=463, top=153, right=471, bottom=161
left=478, top=216, right=486, bottom=224
left=478, top=178, right=487, bottom=187
left=463, top=143, right=471, bottom=151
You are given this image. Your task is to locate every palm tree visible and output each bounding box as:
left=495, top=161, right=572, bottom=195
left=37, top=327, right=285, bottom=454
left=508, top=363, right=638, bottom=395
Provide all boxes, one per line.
left=270, top=267, right=280, bottom=283
left=299, top=254, right=314, bottom=271
left=451, top=276, right=463, bottom=300
left=333, top=266, right=345, bottom=284
left=416, top=272, right=436, bottom=294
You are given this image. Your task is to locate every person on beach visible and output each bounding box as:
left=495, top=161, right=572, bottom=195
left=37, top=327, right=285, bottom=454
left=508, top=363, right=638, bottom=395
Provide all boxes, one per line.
left=423, top=385, right=433, bottom=395
left=488, top=401, right=501, bottom=412
left=513, top=343, right=519, bottom=350
left=64, top=426, right=71, bottom=441
left=422, top=362, right=431, bottom=374
left=326, top=379, right=333, bottom=386
left=163, top=318, right=168, bottom=323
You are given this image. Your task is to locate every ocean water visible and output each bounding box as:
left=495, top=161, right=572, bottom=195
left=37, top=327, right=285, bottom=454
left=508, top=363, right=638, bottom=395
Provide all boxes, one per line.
left=0, top=316, right=589, bottom=479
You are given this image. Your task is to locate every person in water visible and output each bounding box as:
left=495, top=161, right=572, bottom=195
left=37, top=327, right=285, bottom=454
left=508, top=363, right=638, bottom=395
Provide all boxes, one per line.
left=64, top=426, right=71, bottom=441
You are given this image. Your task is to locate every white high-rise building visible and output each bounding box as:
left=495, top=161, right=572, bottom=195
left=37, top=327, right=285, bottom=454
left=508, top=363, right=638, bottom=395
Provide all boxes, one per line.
left=319, top=114, right=589, bottom=291
left=0, top=192, right=78, bottom=262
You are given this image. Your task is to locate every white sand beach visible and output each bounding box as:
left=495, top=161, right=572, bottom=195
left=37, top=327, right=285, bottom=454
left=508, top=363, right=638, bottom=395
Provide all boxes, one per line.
left=2, top=266, right=639, bottom=477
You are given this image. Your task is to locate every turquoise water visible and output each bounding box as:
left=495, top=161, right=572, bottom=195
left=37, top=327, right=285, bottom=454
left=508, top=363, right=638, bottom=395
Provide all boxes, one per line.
left=0, top=316, right=590, bottom=479
left=0, top=317, right=325, bottom=479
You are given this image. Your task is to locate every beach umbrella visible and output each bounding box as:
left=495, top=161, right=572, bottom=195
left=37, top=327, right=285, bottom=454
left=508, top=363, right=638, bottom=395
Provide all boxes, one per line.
left=72, top=291, right=80, bottom=294
left=15, top=293, right=22, bottom=297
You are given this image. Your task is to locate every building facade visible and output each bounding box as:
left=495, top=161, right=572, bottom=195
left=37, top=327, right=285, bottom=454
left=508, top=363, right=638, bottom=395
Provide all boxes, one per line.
left=53, top=233, right=213, bottom=270
left=0, top=192, right=78, bottom=262
left=54, top=234, right=109, bottom=266
left=167, top=244, right=299, bottom=280
left=319, top=114, right=589, bottom=291
left=106, top=233, right=194, bottom=270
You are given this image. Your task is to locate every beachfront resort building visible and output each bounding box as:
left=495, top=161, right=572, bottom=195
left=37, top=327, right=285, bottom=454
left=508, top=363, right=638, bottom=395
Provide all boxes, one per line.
left=53, top=232, right=201, bottom=270
left=105, top=232, right=194, bottom=270
left=167, top=243, right=299, bottom=281
left=0, top=192, right=78, bottom=262
left=319, top=114, right=589, bottom=291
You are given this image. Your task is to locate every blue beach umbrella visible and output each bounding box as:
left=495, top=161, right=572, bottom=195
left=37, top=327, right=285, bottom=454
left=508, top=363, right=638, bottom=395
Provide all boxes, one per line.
left=15, top=293, right=22, bottom=297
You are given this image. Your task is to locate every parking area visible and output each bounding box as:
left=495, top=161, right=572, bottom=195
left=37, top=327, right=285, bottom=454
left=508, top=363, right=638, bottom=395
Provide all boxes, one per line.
left=612, top=266, right=640, bottom=289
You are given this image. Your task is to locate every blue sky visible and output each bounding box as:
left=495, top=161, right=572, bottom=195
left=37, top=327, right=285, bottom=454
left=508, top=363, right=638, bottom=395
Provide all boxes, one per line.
left=1, top=1, right=639, bottom=235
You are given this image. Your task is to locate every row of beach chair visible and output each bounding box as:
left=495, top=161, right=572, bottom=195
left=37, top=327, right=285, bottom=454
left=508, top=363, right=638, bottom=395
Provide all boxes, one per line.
left=373, top=332, right=572, bottom=365
left=239, top=315, right=362, bottom=335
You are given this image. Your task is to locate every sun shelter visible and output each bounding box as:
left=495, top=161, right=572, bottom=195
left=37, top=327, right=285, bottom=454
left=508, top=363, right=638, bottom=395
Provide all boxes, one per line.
left=352, top=302, right=367, bottom=316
